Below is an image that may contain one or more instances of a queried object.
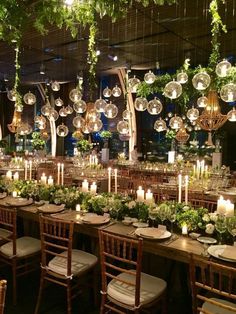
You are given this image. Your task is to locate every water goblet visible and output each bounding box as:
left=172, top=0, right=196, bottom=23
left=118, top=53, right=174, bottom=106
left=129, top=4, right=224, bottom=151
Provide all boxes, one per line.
left=167, top=206, right=177, bottom=233
left=149, top=210, right=158, bottom=228
left=215, top=215, right=227, bottom=244
left=227, top=216, right=236, bottom=245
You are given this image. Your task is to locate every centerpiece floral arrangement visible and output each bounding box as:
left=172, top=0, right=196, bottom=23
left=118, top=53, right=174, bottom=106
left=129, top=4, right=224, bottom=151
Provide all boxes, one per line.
left=32, top=132, right=46, bottom=151
left=76, top=139, right=93, bottom=154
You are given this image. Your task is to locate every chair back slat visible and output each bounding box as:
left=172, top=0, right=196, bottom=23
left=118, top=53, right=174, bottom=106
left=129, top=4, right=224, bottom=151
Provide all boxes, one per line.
left=0, top=280, right=7, bottom=314
left=0, top=207, right=17, bottom=255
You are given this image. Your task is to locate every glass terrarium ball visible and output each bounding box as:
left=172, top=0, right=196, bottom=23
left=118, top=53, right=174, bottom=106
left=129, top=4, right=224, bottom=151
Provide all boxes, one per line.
left=192, top=72, right=211, bottom=90
left=103, top=87, right=112, bottom=98
left=37, top=122, right=46, bottom=130
left=47, top=109, right=59, bottom=121
left=197, top=96, right=208, bottom=108
left=167, top=112, right=173, bottom=118
left=104, top=102, right=118, bottom=118
left=55, top=97, right=64, bottom=107
left=154, top=118, right=167, bottom=132
left=7, top=89, right=17, bottom=102
left=56, top=123, right=68, bottom=137
left=147, top=97, right=163, bottom=115
left=73, top=99, right=87, bottom=113
left=112, top=85, right=122, bottom=97
left=65, top=105, right=73, bottom=115
left=87, top=109, right=101, bottom=122
left=95, top=98, right=107, bottom=113
left=216, top=59, right=231, bottom=78
left=177, top=71, right=188, bottom=84
left=220, top=83, right=236, bottom=102
left=51, top=81, right=60, bottom=91
left=34, top=115, right=46, bottom=124
left=227, top=107, right=236, bottom=122
left=23, top=91, right=36, bottom=105
left=88, top=119, right=103, bottom=132
left=169, top=115, right=183, bottom=130
left=122, top=109, right=132, bottom=120
left=69, top=88, right=82, bottom=102
left=82, top=124, right=90, bottom=134
left=164, top=81, right=182, bottom=99
left=134, top=97, right=148, bottom=111
left=186, top=107, right=199, bottom=121
left=41, top=104, right=51, bottom=116
left=144, top=70, right=156, bottom=84
left=117, top=120, right=129, bottom=135
left=17, top=123, right=32, bottom=135
left=72, top=115, right=85, bottom=129
left=128, top=76, right=141, bottom=93
left=182, top=115, right=186, bottom=120
left=59, top=107, right=67, bottom=117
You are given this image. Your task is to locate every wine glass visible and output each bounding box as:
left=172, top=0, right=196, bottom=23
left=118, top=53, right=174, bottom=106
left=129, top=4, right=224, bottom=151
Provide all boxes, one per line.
left=149, top=210, right=158, bottom=228
left=227, top=216, right=236, bottom=245
left=215, top=215, right=227, bottom=244
left=157, top=205, right=168, bottom=225
left=167, top=206, right=177, bottom=233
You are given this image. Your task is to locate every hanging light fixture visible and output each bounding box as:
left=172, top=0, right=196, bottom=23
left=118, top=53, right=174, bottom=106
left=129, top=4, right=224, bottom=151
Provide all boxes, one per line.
left=56, top=123, right=69, bottom=137
left=227, top=107, right=236, bottom=122
left=192, top=72, right=211, bottom=90
left=112, top=85, right=122, bottom=97
left=134, top=97, right=148, bottom=111
left=87, top=108, right=101, bottom=122
left=144, top=70, right=156, bottom=84
left=186, top=107, right=199, bottom=122
left=117, top=120, right=129, bottom=135
left=41, top=104, right=51, bottom=116
left=197, top=96, right=208, bottom=108
left=51, top=81, right=60, bottom=91
left=65, top=105, right=73, bottom=115
left=34, top=115, right=46, bottom=130
left=59, top=107, right=67, bottom=117
left=128, top=75, right=141, bottom=93
left=122, top=110, right=132, bottom=120
left=23, top=91, right=36, bottom=105
left=82, top=124, right=90, bottom=134
left=47, top=109, right=59, bottom=121
left=147, top=97, right=163, bottom=115
left=215, top=59, right=231, bottom=77
left=73, top=99, right=87, bottom=113
left=169, top=115, right=183, bottom=130
left=7, top=89, right=17, bottom=102
left=154, top=118, right=167, bottom=132
left=175, top=127, right=190, bottom=143
left=8, top=110, right=22, bottom=133
left=220, top=83, right=236, bottom=102
left=17, top=122, right=32, bottom=136
left=164, top=80, right=182, bottom=99
left=55, top=97, right=64, bottom=107
left=103, top=87, right=112, bottom=98
left=177, top=71, right=188, bottom=84
left=73, top=115, right=85, bottom=129
left=69, top=88, right=82, bottom=102
left=95, top=98, right=107, bottom=113
left=88, top=119, right=103, bottom=132
left=104, top=102, right=118, bottom=118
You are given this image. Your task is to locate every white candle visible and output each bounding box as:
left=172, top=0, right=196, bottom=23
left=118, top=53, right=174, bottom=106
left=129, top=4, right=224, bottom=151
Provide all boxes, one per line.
left=76, top=204, right=81, bottom=212
left=225, top=200, right=235, bottom=218
left=6, top=170, right=12, bottom=180
left=29, top=160, right=32, bottom=181
left=193, top=165, right=196, bottom=178
left=196, top=160, right=200, bottom=179
left=185, top=175, right=188, bottom=205
left=82, top=179, right=89, bottom=193
left=114, top=169, right=118, bottom=194
left=90, top=182, right=97, bottom=194
left=12, top=191, right=17, bottom=198
left=61, top=163, right=64, bottom=186
left=95, top=156, right=98, bottom=165
left=41, top=173, right=47, bottom=185
left=89, top=155, right=92, bottom=165
left=178, top=174, right=182, bottom=203
left=137, top=186, right=145, bottom=202
left=182, top=224, right=188, bottom=235
left=200, top=160, right=205, bottom=179
left=57, top=163, right=61, bottom=185
left=108, top=167, right=112, bottom=193
left=145, top=189, right=153, bottom=204
left=217, top=195, right=226, bottom=215
left=24, top=160, right=28, bottom=181
left=13, top=172, right=19, bottom=181
left=48, top=176, right=54, bottom=186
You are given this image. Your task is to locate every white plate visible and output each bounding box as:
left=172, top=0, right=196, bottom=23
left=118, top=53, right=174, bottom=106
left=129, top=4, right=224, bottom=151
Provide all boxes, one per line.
left=197, top=237, right=217, bottom=244
left=208, top=245, right=236, bottom=262
left=81, top=214, right=110, bottom=225
left=6, top=198, right=33, bottom=207
left=133, top=222, right=149, bottom=228
left=135, top=227, right=171, bottom=240
left=38, top=204, right=65, bottom=214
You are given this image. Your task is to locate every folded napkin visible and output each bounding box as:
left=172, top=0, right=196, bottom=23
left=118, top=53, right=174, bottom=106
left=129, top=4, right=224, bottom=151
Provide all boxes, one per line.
left=140, top=228, right=165, bottom=238
left=219, top=246, right=236, bottom=260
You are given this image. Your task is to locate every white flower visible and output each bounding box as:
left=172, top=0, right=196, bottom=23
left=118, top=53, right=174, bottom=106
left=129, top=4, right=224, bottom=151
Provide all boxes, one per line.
left=209, top=212, right=218, bottom=222
left=202, top=214, right=210, bottom=222
left=128, top=201, right=136, bottom=209
left=103, top=207, right=109, bottom=213
left=205, top=223, right=215, bottom=234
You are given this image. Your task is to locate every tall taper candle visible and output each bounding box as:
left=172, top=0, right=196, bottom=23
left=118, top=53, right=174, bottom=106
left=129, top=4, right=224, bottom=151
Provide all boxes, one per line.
left=114, top=169, right=118, bottom=194
left=57, top=163, right=60, bottom=185
left=24, top=160, right=28, bottom=181
left=29, top=160, right=32, bottom=181
left=61, top=163, right=64, bottom=186
left=185, top=175, right=188, bottom=204
left=178, top=174, right=182, bottom=203
left=108, top=167, right=111, bottom=193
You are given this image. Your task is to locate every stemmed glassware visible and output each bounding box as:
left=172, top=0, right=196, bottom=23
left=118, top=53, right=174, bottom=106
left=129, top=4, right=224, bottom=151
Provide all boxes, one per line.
left=227, top=216, right=236, bottom=245
left=215, top=215, right=227, bottom=244
left=167, top=206, right=177, bottom=233
left=156, top=205, right=168, bottom=225
left=148, top=210, right=158, bottom=228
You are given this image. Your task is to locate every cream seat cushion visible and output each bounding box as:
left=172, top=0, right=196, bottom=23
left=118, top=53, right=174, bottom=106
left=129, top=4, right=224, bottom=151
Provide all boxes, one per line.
left=48, top=249, right=97, bottom=276
left=201, top=298, right=236, bottom=314
left=0, top=228, right=12, bottom=239
left=107, top=272, right=167, bottom=307
left=0, top=236, right=41, bottom=258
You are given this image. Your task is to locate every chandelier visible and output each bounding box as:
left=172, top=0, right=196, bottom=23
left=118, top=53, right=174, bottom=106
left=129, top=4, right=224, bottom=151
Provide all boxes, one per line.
left=7, top=110, right=22, bottom=133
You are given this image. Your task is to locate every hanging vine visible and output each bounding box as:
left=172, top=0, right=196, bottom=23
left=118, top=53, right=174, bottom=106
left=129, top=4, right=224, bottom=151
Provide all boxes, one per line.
left=13, top=43, right=23, bottom=112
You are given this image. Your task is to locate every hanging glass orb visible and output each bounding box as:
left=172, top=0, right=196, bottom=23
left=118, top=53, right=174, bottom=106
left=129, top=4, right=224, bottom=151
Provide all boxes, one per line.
left=227, top=107, right=236, bottom=122
left=55, top=97, right=64, bottom=107
left=147, top=97, right=163, bottom=115
left=37, top=122, right=46, bottom=130
left=117, top=120, right=129, bottom=135
left=15, top=103, right=23, bottom=112
left=144, top=70, right=156, bottom=84
left=51, top=81, right=60, bottom=91
left=17, top=122, right=32, bottom=136
left=192, top=72, right=211, bottom=90
left=164, top=80, right=182, bottom=99
left=122, top=110, right=132, bottom=120
left=154, top=118, right=167, bottom=132
left=56, top=123, right=68, bottom=137
left=175, top=127, right=190, bottom=143
left=182, top=115, right=186, bottom=120
left=216, top=59, right=231, bottom=78
left=87, top=109, right=101, bottom=122
left=41, top=104, right=51, bottom=116
left=169, top=115, right=183, bottom=130
left=72, top=129, right=83, bottom=140
left=186, top=107, right=199, bottom=121
left=104, top=102, right=118, bottom=118
left=187, top=126, right=193, bottom=132
left=220, top=83, right=236, bottom=102
left=197, top=96, right=208, bottom=108
left=69, top=88, right=82, bottom=102
left=167, top=112, right=173, bottom=118
left=7, top=89, right=17, bottom=102
left=59, top=107, right=67, bottom=117
left=73, top=99, right=87, bottom=113
left=103, top=87, right=112, bottom=98
left=128, top=76, right=141, bottom=93
left=134, top=97, right=148, bottom=111
left=73, top=115, right=85, bottom=129
left=88, top=119, right=103, bottom=132
left=23, top=91, right=36, bottom=105
left=82, top=124, right=90, bottom=134
left=112, top=85, right=122, bottom=97
left=47, top=109, right=59, bottom=121
left=177, top=71, right=188, bottom=84
left=95, top=98, right=107, bottom=113
left=40, top=130, right=50, bottom=141
left=65, top=105, right=73, bottom=115
left=34, top=115, right=46, bottom=125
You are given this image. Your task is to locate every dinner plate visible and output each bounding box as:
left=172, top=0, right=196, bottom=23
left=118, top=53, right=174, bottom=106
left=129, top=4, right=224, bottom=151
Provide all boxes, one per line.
left=132, top=222, right=149, bottom=228
left=81, top=214, right=110, bottom=225
left=197, top=237, right=217, bottom=244
left=6, top=197, right=33, bottom=207
left=208, top=245, right=236, bottom=262
left=135, top=227, right=171, bottom=240
left=37, top=204, right=65, bottom=214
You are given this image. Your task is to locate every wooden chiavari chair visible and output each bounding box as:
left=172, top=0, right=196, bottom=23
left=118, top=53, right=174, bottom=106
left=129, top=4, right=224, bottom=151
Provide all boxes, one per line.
left=99, top=230, right=167, bottom=314
left=190, top=254, right=236, bottom=314
left=0, top=280, right=7, bottom=314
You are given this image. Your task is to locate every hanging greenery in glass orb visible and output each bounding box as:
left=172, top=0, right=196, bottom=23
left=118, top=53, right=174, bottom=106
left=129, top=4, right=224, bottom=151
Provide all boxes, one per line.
left=112, top=85, right=122, bottom=97
left=163, top=81, right=182, bottom=99
left=134, top=97, right=148, bottom=111
left=122, top=110, right=132, bottom=120
left=41, top=104, right=51, bottom=116
left=144, top=70, right=156, bottom=84
left=69, top=88, right=82, bottom=102
left=227, top=107, right=236, bottom=122
left=117, top=120, right=129, bottom=135
left=56, top=123, right=68, bottom=137
left=73, top=115, right=85, bottom=129
left=192, top=72, right=211, bottom=90
left=177, top=71, right=188, bottom=84
left=186, top=107, right=199, bottom=122
left=128, top=76, right=141, bottom=93
left=55, top=97, right=64, bottom=107
left=7, top=89, right=17, bottom=102
left=65, top=105, right=73, bottom=115
left=169, top=115, right=183, bottom=130
left=103, top=87, right=112, bottom=98
left=197, top=96, right=208, bottom=108
left=87, top=108, right=101, bottom=121
left=23, top=91, right=36, bottom=105
left=104, top=102, right=118, bottom=118
left=88, top=119, right=103, bottom=132
left=95, top=98, right=107, bottom=112
left=51, top=81, right=60, bottom=91
left=73, top=99, right=87, bottom=113
left=147, top=97, right=163, bottom=115
left=215, top=59, right=231, bottom=78
left=220, top=83, right=236, bottom=102
left=59, top=107, right=68, bottom=117
left=47, top=109, right=59, bottom=121
left=154, top=118, right=167, bottom=132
